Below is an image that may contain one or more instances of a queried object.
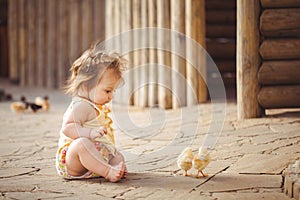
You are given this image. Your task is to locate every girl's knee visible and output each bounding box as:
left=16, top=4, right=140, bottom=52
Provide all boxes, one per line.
left=71, top=137, right=93, bottom=151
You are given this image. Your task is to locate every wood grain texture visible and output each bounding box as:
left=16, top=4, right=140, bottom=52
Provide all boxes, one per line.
left=260, top=8, right=300, bottom=37
left=258, top=85, right=300, bottom=108
left=258, top=61, right=300, bottom=85
left=260, top=39, right=300, bottom=60
left=237, top=0, right=262, bottom=118
left=261, top=0, right=300, bottom=8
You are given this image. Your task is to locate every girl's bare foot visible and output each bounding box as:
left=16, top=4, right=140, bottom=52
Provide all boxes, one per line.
left=122, top=165, right=128, bottom=179
left=105, top=162, right=125, bottom=182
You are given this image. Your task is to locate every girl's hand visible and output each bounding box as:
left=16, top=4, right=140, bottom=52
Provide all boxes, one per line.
left=89, top=126, right=107, bottom=139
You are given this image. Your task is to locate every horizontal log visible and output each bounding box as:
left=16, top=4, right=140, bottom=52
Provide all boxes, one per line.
left=206, top=24, right=236, bottom=38
left=206, top=10, right=236, bottom=24
left=260, top=39, right=300, bottom=60
left=261, top=0, right=300, bottom=8
left=258, top=61, right=300, bottom=85
left=208, top=60, right=236, bottom=72
left=206, top=39, right=236, bottom=59
left=206, top=0, right=236, bottom=10
left=258, top=85, right=300, bottom=108
left=260, top=9, right=300, bottom=37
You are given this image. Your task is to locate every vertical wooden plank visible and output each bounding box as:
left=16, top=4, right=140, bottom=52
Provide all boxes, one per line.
left=157, top=0, right=172, bottom=109
left=111, top=0, right=123, bottom=104
left=46, top=0, right=57, bottom=88
left=8, top=0, right=19, bottom=83
left=36, top=0, right=46, bottom=87
left=140, top=0, right=149, bottom=107
left=57, top=0, right=68, bottom=88
left=171, top=0, right=186, bottom=108
left=18, top=0, right=27, bottom=86
left=81, top=0, right=93, bottom=50
left=237, top=0, right=262, bottom=118
left=148, top=0, right=158, bottom=107
left=185, top=0, right=207, bottom=105
left=132, top=0, right=142, bottom=106
left=94, top=0, right=105, bottom=42
left=120, top=0, right=133, bottom=105
left=27, top=0, right=37, bottom=86
left=69, top=0, right=80, bottom=63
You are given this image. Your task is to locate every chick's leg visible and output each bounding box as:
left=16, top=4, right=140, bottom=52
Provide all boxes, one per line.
left=200, top=170, right=208, bottom=177
left=184, top=170, right=188, bottom=176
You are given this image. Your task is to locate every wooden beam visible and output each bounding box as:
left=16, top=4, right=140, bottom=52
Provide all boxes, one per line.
left=258, top=61, right=300, bottom=85
left=18, top=0, right=26, bottom=86
left=69, top=0, right=80, bottom=63
left=36, top=0, right=46, bottom=87
left=206, top=10, right=236, bottom=24
left=157, top=0, right=172, bottom=109
left=237, top=0, right=262, bottom=118
left=139, top=0, right=149, bottom=107
left=132, top=0, right=142, bottom=106
left=46, top=0, right=57, bottom=88
left=171, top=0, right=186, bottom=108
left=186, top=0, right=207, bottom=105
left=206, top=39, right=236, bottom=59
left=206, top=0, right=236, bottom=10
left=81, top=0, right=93, bottom=50
left=260, top=9, right=300, bottom=37
left=260, top=39, right=300, bottom=60
left=57, top=0, right=68, bottom=88
left=258, top=85, right=300, bottom=109
left=261, top=0, right=300, bottom=8
left=206, top=24, right=236, bottom=38
left=148, top=0, right=158, bottom=107
left=8, top=0, right=19, bottom=83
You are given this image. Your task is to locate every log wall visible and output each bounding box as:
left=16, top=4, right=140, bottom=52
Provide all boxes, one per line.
left=238, top=0, right=300, bottom=118
left=205, top=0, right=237, bottom=99
left=258, top=0, right=300, bottom=110
left=8, top=0, right=105, bottom=88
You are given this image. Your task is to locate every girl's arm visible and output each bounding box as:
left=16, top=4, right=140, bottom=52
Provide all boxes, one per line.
left=61, top=101, right=103, bottom=140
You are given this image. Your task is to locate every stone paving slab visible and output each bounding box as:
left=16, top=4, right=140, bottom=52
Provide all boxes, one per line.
left=0, top=83, right=300, bottom=199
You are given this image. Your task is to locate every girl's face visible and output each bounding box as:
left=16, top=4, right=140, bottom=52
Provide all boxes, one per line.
left=88, top=69, right=120, bottom=105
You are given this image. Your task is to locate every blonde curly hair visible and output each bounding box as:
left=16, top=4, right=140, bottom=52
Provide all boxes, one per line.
left=64, top=42, right=128, bottom=96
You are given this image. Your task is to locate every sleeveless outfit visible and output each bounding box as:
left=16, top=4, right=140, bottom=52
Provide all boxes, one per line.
left=56, top=96, right=117, bottom=179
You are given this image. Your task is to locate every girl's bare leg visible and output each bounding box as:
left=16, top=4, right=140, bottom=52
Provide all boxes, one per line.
left=65, top=137, right=125, bottom=182
left=109, top=152, right=128, bottom=178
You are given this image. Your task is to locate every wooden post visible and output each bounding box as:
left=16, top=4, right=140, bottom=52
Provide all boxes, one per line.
left=185, top=0, right=206, bottom=105
left=237, top=0, right=262, bottom=118
left=69, top=0, right=80, bottom=64
left=148, top=0, right=158, bottom=107
left=36, top=0, right=46, bottom=87
left=18, top=0, right=26, bottom=86
left=27, top=0, right=37, bottom=87
left=57, top=0, right=68, bottom=88
left=93, top=0, right=105, bottom=42
left=120, top=0, right=133, bottom=105
left=171, top=0, right=186, bottom=108
left=139, top=0, right=149, bottom=107
left=8, top=0, right=19, bottom=84
left=132, top=0, right=142, bottom=107
left=46, top=0, right=57, bottom=88
left=157, top=0, right=172, bottom=109
left=81, top=0, right=93, bottom=51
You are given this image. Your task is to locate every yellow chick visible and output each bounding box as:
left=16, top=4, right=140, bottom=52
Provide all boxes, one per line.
left=35, top=96, right=50, bottom=111
left=10, top=102, right=27, bottom=113
left=192, top=147, right=211, bottom=178
left=177, top=147, right=194, bottom=176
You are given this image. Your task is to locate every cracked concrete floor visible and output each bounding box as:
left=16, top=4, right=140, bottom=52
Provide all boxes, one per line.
left=0, top=83, right=299, bottom=200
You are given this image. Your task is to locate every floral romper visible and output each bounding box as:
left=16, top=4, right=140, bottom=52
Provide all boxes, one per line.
left=56, top=97, right=117, bottom=179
